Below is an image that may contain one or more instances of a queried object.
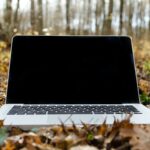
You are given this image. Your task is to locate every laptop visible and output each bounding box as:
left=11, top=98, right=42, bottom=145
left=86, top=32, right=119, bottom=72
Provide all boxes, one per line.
left=0, top=35, right=150, bottom=130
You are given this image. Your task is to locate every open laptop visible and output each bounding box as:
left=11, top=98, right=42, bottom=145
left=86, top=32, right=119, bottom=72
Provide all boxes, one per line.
left=0, top=35, right=150, bottom=130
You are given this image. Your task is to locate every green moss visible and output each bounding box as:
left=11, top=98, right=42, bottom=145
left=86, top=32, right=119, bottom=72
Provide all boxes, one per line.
left=140, top=92, right=150, bottom=105
left=143, top=61, right=150, bottom=76
left=87, top=132, right=94, bottom=141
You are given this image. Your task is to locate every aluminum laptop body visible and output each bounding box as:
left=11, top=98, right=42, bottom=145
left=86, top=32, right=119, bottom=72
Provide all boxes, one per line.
left=0, top=36, right=150, bottom=130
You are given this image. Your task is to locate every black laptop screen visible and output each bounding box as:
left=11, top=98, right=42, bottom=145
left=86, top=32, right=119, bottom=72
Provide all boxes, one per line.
left=7, top=36, right=139, bottom=104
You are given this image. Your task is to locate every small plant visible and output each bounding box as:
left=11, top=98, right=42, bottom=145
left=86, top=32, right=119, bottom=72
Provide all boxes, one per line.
left=140, top=92, right=150, bottom=105
left=143, top=61, right=150, bottom=76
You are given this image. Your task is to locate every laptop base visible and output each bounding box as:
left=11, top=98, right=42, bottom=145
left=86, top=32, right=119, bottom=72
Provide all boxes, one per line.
left=1, top=104, right=150, bottom=130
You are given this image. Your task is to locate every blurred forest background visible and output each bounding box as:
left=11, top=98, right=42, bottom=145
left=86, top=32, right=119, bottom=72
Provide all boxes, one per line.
left=0, top=0, right=150, bottom=105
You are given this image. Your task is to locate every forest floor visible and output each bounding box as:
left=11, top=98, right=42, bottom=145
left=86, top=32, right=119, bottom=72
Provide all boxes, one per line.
left=0, top=39, right=150, bottom=150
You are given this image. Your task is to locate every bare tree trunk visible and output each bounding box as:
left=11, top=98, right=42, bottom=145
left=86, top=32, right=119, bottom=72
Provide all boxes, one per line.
left=71, top=0, right=77, bottom=35
left=45, top=0, right=49, bottom=28
left=135, top=0, right=145, bottom=39
left=4, top=0, right=12, bottom=41
left=54, top=0, right=63, bottom=34
left=13, top=0, right=20, bottom=29
left=95, top=0, right=99, bottom=34
left=77, top=1, right=82, bottom=34
left=37, top=0, right=43, bottom=34
left=66, top=0, right=71, bottom=33
left=101, top=0, right=106, bottom=34
left=82, top=0, right=87, bottom=34
left=128, top=0, right=133, bottom=36
left=107, top=0, right=114, bottom=34
left=87, top=0, right=91, bottom=34
left=102, top=0, right=114, bottom=34
left=139, top=2, right=146, bottom=38
left=30, top=0, right=36, bottom=33
left=95, top=0, right=102, bottom=34
left=119, top=0, right=124, bottom=35
left=4, top=0, right=12, bottom=25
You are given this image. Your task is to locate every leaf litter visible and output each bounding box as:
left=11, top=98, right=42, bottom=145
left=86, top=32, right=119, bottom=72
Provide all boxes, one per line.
left=0, top=116, right=150, bottom=150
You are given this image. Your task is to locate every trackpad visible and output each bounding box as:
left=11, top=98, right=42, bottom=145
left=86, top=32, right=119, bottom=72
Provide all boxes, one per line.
left=4, top=115, right=48, bottom=125
left=47, top=115, right=110, bottom=125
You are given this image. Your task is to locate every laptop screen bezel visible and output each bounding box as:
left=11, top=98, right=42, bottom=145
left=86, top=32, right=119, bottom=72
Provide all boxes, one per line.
left=6, top=35, right=140, bottom=104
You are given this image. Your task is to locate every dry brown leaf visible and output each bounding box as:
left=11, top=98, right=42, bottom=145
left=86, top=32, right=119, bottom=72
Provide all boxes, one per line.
left=130, top=125, right=150, bottom=150
left=2, top=140, right=16, bottom=150
left=97, top=121, right=108, bottom=136
left=139, top=79, right=150, bottom=94
left=0, top=120, right=4, bottom=128
left=119, top=124, right=150, bottom=150
left=9, top=127, right=24, bottom=136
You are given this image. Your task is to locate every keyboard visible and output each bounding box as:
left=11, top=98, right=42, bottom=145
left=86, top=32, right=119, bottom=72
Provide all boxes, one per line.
left=7, top=105, right=141, bottom=115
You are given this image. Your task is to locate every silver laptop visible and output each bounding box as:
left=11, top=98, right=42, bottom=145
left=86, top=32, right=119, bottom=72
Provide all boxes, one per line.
left=0, top=35, right=150, bottom=130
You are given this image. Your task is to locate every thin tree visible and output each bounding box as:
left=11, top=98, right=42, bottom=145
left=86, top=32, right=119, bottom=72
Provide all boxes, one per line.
left=54, top=0, right=63, bottom=34
left=4, top=0, right=12, bottom=41
left=95, top=0, right=102, bottom=34
left=13, top=0, right=20, bottom=29
left=102, top=0, right=114, bottom=34
left=86, top=0, right=92, bottom=33
left=101, top=0, right=106, bottom=34
left=81, top=0, right=88, bottom=34
left=30, top=0, right=36, bottom=33
left=128, top=0, right=134, bottom=36
left=71, top=0, right=77, bottom=34
left=77, top=1, right=83, bottom=34
left=119, top=0, right=124, bottom=35
left=4, top=0, right=12, bottom=25
left=139, top=1, right=146, bottom=38
left=37, top=0, right=43, bottom=34
left=107, top=0, right=114, bottom=33
left=45, top=0, right=49, bottom=28
left=66, top=0, right=71, bottom=33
